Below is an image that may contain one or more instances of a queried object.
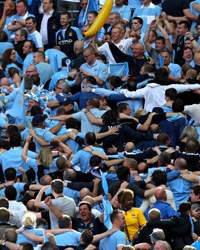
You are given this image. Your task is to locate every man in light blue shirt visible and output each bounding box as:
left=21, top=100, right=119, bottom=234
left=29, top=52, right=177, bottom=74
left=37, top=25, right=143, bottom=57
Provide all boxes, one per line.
left=0, top=133, right=37, bottom=176
left=99, top=210, right=128, bottom=250
left=133, top=0, right=161, bottom=32
left=80, top=47, right=108, bottom=86
left=25, top=16, right=43, bottom=50
left=52, top=215, right=81, bottom=247
left=112, top=0, right=132, bottom=23
left=71, top=132, right=105, bottom=173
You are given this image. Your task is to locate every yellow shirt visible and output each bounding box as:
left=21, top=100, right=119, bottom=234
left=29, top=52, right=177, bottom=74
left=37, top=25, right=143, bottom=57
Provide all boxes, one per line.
left=123, top=207, right=146, bottom=241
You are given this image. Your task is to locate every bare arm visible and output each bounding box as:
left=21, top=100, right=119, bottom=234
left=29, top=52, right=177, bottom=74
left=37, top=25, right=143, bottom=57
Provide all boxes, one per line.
left=144, top=29, right=152, bottom=53
left=85, top=110, right=104, bottom=125
left=45, top=197, right=64, bottom=219
left=181, top=173, right=200, bottom=183
left=95, top=127, right=119, bottom=140
left=93, top=228, right=118, bottom=243
left=183, top=9, right=198, bottom=21
left=167, top=15, right=188, bottom=22
left=105, top=158, right=124, bottom=167
left=22, top=136, right=32, bottom=162
left=51, top=115, right=71, bottom=121
left=137, top=112, right=156, bottom=132
left=157, top=23, right=173, bottom=52
left=49, top=122, right=64, bottom=134
left=144, top=187, right=156, bottom=198
left=21, top=231, right=44, bottom=243
left=55, top=139, right=72, bottom=158
left=30, top=128, right=49, bottom=146
left=35, top=186, right=49, bottom=208
left=4, top=241, right=21, bottom=250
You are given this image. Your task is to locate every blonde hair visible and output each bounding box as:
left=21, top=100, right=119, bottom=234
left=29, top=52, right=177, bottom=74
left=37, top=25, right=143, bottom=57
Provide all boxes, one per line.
left=38, top=147, right=53, bottom=167
left=22, top=212, right=37, bottom=228
left=134, top=109, right=145, bottom=119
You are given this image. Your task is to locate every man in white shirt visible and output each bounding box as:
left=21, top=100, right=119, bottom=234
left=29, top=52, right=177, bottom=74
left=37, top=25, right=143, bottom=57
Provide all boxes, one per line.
left=37, top=0, right=60, bottom=48
left=5, top=186, right=27, bottom=227
left=98, top=26, right=133, bottom=63
left=120, top=82, right=200, bottom=112
left=25, top=16, right=43, bottom=51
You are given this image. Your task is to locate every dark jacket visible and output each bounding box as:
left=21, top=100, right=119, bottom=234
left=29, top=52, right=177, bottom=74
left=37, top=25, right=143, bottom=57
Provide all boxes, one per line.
left=37, top=11, right=60, bottom=48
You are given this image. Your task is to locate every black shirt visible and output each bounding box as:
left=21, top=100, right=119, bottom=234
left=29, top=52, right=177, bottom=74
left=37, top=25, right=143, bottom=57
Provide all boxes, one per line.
left=162, top=0, right=189, bottom=16
left=56, top=26, right=78, bottom=59
left=72, top=216, right=107, bottom=235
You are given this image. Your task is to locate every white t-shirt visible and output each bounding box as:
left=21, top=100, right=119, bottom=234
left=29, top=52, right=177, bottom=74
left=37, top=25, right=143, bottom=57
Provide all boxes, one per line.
left=98, top=38, right=133, bottom=64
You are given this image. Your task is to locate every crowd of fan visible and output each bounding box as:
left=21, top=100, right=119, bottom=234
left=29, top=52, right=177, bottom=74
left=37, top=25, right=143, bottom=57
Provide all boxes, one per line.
left=0, top=0, right=200, bottom=249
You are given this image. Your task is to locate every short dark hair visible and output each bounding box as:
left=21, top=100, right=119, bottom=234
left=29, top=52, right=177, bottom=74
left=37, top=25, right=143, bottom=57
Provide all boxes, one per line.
left=51, top=179, right=63, bottom=194
left=5, top=186, right=17, bottom=200
left=5, top=168, right=16, bottom=181
left=116, top=166, right=130, bottom=181
left=61, top=12, right=72, bottom=19
left=88, top=11, right=98, bottom=17
left=25, top=16, right=36, bottom=24
left=90, top=155, right=102, bottom=167
left=58, top=215, right=71, bottom=228
left=85, top=132, right=96, bottom=145
left=192, top=185, right=200, bottom=196
left=178, top=21, right=190, bottom=30
left=156, top=36, right=165, bottom=44
left=117, top=103, right=129, bottom=113
left=109, top=76, right=122, bottom=88
left=165, top=88, right=177, bottom=100
left=16, top=0, right=28, bottom=7
left=0, top=31, right=8, bottom=42
left=152, top=170, right=167, bottom=186
left=9, top=133, right=21, bottom=147
left=0, top=198, right=9, bottom=209
left=172, top=98, right=184, bottom=112
left=24, top=40, right=36, bottom=51
left=133, top=16, right=143, bottom=26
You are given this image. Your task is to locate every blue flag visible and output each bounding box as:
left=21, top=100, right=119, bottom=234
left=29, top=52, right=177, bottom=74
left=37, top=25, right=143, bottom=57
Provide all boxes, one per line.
left=100, top=170, right=113, bottom=229
left=83, top=0, right=99, bottom=25
left=108, top=62, right=129, bottom=77
left=7, top=79, right=25, bottom=124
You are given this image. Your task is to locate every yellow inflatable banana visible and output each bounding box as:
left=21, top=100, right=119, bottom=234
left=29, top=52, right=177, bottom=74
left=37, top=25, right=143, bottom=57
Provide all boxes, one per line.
left=84, top=0, right=113, bottom=37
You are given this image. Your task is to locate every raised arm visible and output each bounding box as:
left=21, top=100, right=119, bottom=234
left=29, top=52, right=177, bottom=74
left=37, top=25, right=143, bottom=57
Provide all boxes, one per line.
left=30, top=128, right=49, bottom=146
left=22, top=135, right=32, bottom=162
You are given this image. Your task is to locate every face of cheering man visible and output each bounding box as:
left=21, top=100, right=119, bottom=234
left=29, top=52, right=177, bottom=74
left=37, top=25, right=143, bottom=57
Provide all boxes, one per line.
left=60, top=13, right=71, bottom=29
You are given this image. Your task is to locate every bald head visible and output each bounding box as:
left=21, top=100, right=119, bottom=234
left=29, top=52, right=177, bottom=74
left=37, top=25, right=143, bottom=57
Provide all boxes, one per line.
left=154, top=186, right=167, bottom=201
left=174, top=158, right=187, bottom=170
